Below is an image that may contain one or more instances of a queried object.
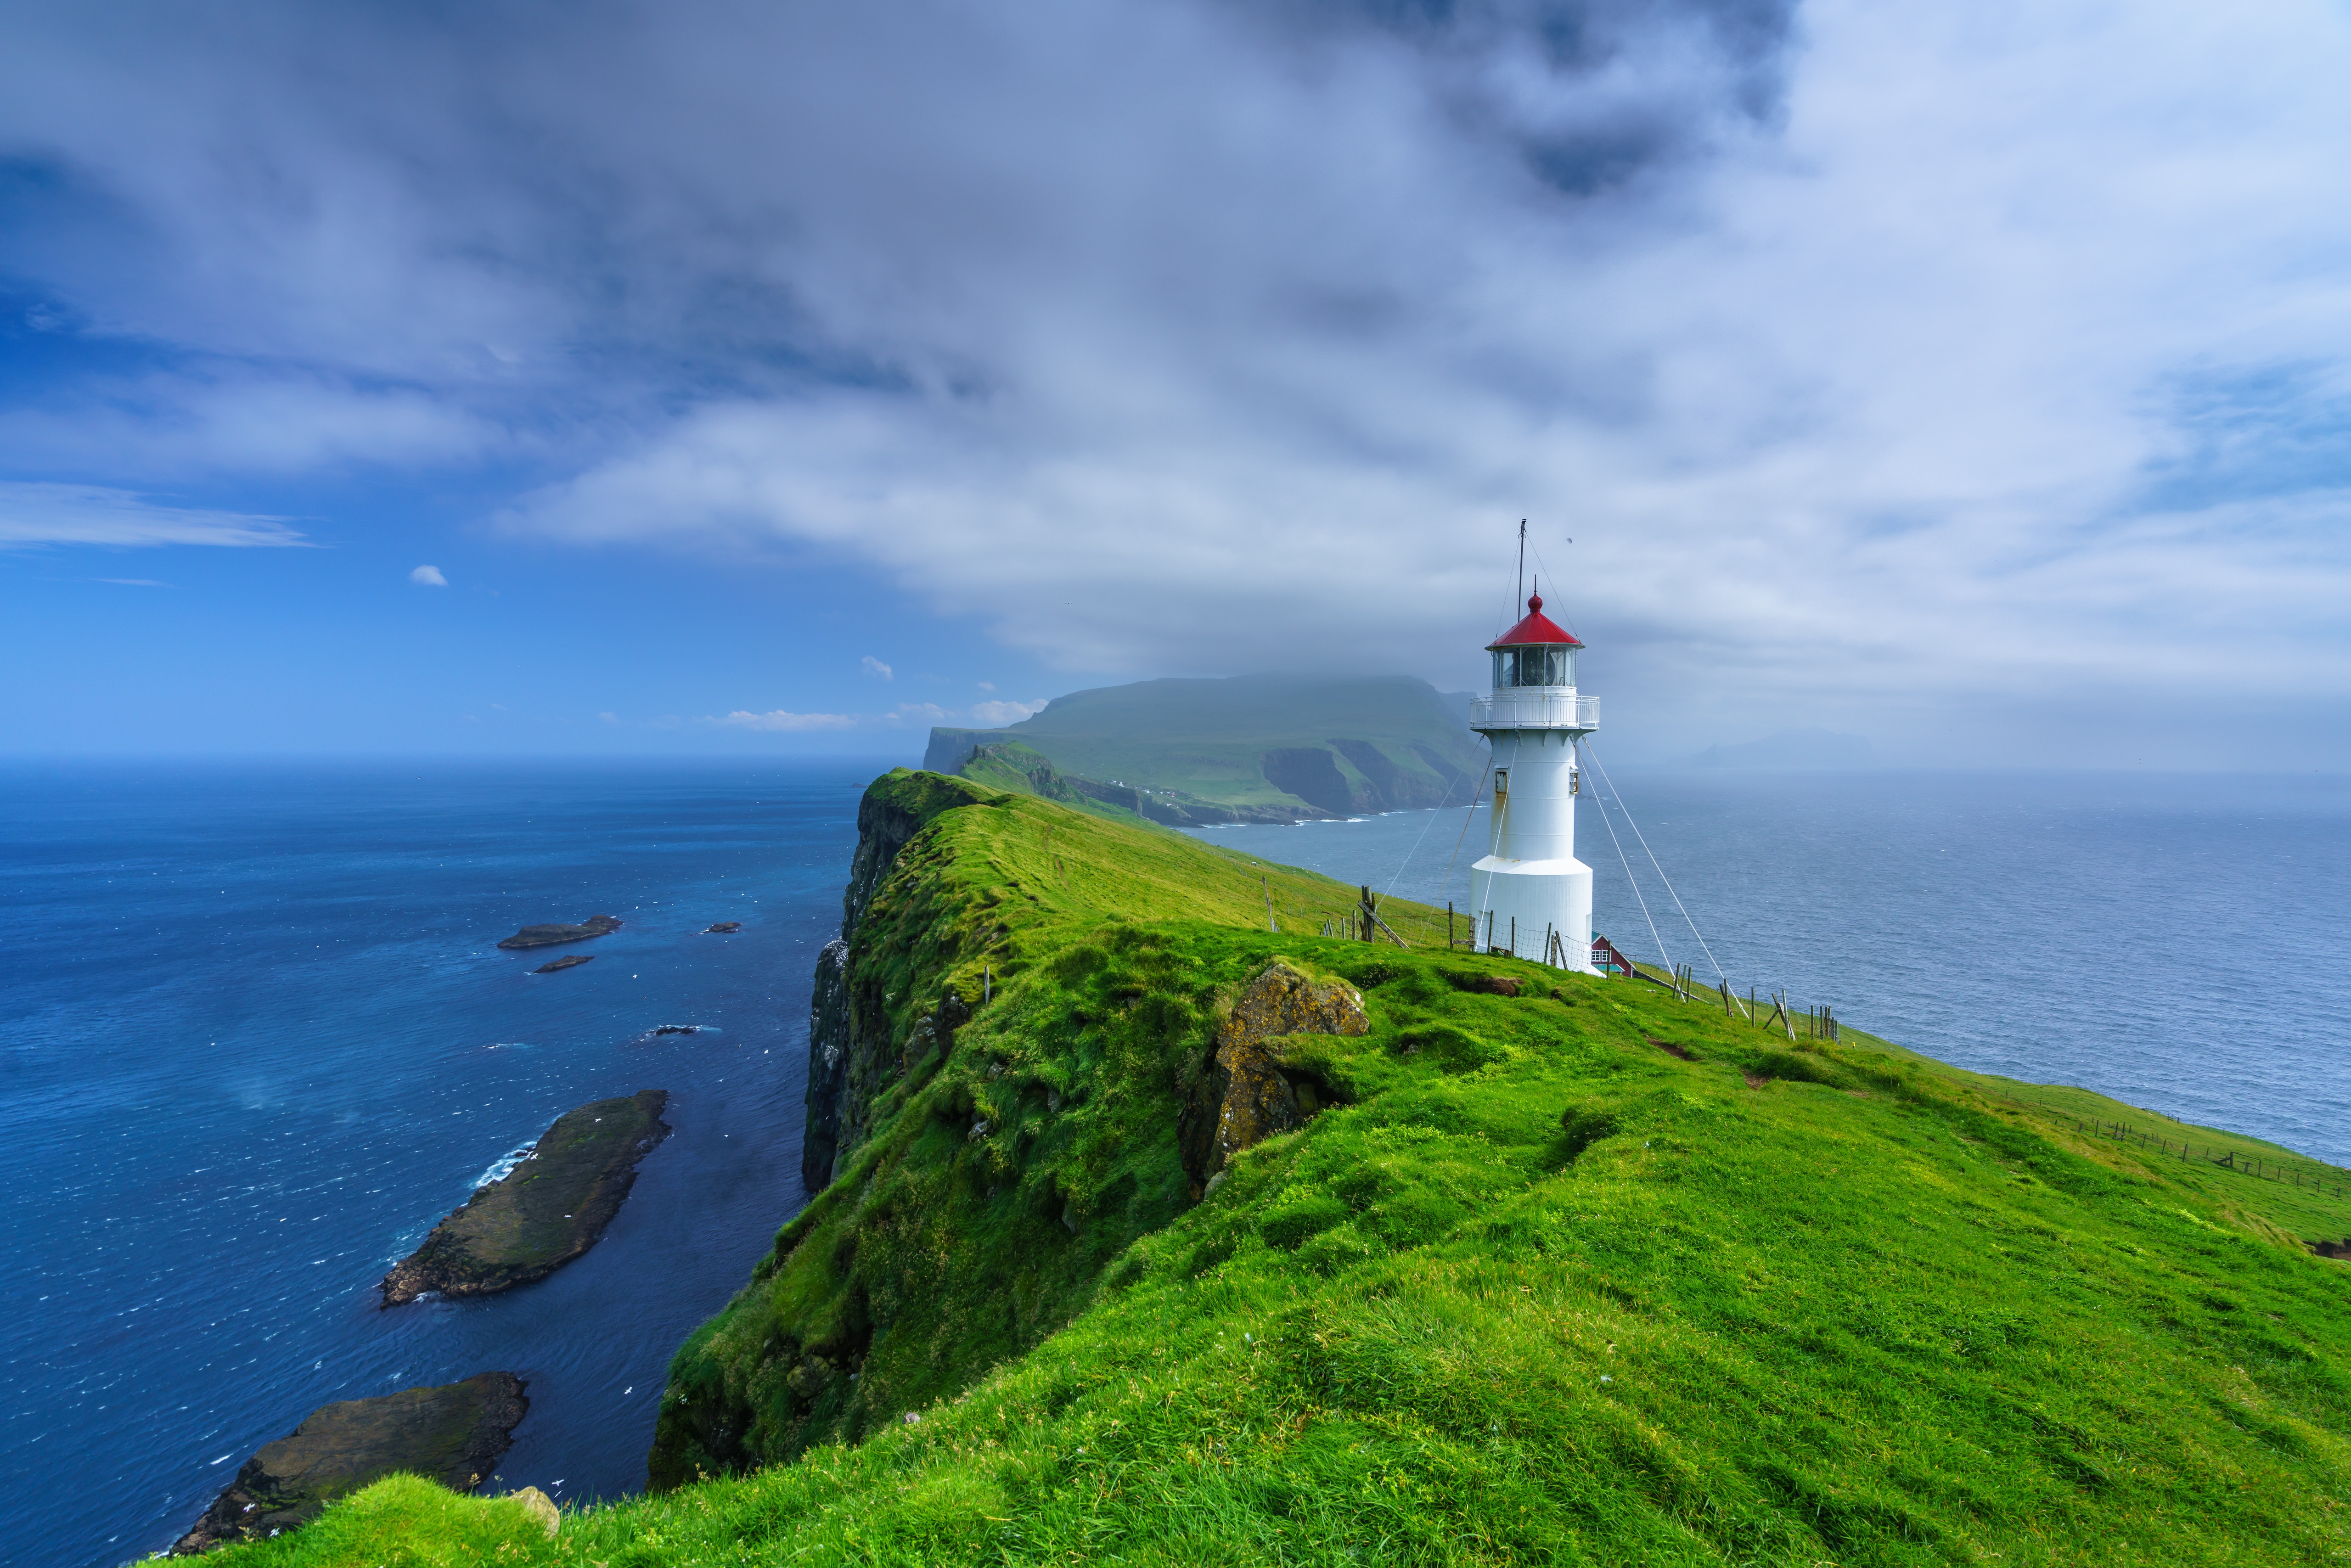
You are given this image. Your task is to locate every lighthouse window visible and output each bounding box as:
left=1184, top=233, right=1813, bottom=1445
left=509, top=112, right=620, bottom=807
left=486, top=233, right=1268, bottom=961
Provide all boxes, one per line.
left=1494, top=646, right=1576, bottom=687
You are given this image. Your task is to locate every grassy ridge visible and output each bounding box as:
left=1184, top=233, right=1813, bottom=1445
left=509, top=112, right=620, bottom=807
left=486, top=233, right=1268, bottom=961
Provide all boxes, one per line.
left=193, top=776, right=2351, bottom=1566
left=930, top=674, right=1484, bottom=815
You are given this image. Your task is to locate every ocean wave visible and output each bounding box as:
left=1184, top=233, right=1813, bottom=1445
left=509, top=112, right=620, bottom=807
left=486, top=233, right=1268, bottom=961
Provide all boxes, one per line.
left=473, top=1143, right=537, bottom=1189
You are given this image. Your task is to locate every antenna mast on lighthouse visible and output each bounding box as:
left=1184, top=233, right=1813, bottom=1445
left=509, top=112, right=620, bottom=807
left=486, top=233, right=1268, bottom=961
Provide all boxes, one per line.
left=1514, top=519, right=1527, bottom=619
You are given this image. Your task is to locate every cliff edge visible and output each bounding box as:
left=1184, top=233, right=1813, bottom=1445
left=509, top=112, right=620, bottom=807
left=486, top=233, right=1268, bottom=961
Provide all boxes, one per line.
left=196, top=770, right=2351, bottom=1567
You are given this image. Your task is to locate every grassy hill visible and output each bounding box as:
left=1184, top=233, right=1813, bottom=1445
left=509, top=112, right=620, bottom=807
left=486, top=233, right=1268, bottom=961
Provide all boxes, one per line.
left=926, top=674, right=1487, bottom=821
left=194, top=773, right=2351, bottom=1567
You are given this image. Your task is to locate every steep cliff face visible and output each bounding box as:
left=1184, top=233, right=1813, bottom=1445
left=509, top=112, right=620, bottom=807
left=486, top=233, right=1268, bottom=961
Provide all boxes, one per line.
left=800, top=770, right=999, bottom=1190
left=650, top=774, right=1397, bottom=1489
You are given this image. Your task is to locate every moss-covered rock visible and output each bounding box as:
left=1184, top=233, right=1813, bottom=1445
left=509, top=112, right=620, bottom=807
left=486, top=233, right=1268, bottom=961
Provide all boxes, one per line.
left=171, top=1373, right=525, bottom=1553
left=1195, top=960, right=1367, bottom=1183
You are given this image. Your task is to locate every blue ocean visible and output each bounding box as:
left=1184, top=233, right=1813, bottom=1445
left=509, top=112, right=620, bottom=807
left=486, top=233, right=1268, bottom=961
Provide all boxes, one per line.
left=3, top=761, right=874, bottom=1568
left=6, top=761, right=2348, bottom=1568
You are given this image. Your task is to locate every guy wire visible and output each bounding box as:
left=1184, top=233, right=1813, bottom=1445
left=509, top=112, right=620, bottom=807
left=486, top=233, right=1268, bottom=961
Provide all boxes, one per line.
left=1580, top=740, right=1726, bottom=981
left=1578, top=736, right=1671, bottom=971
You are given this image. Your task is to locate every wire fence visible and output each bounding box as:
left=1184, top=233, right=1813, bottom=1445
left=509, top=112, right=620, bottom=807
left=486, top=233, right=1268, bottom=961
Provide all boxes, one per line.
left=1263, top=890, right=2351, bottom=1211
left=1992, top=1099, right=2351, bottom=1198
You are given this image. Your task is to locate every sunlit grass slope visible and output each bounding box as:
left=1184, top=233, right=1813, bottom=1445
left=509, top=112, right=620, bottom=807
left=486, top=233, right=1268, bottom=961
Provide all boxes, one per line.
left=195, top=775, right=2351, bottom=1567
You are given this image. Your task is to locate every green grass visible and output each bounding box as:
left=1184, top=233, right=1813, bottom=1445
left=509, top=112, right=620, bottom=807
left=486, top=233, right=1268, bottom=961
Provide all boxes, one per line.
left=954, top=740, right=1153, bottom=826
left=191, top=774, right=2351, bottom=1566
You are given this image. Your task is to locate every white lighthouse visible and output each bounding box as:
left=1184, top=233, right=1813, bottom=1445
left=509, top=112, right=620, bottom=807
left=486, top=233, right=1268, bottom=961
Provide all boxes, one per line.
left=1468, top=591, right=1598, bottom=969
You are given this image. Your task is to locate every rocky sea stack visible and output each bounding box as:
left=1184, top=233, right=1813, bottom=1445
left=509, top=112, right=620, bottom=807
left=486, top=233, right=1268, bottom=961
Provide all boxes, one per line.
left=171, top=1373, right=525, bottom=1554
left=497, top=914, right=623, bottom=950
left=381, top=1090, right=671, bottom=1306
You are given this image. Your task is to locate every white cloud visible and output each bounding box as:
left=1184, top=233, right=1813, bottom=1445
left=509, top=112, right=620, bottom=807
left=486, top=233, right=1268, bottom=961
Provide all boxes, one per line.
left=977, top=681, right=996, bottom=691
left=11, top=1, right=2351, bottom=759
left=970, top=698, right=1050, bottom=725
left=887, top=703, right=950, bottom=725
left=714, top=708, right=860, bottom=731
left=472, top=0, right=2351, bottom=743
left=861, top=656, right=893, bottom=680
left=409, top=564, right=448, bottom=586
left=0, top=374, right=501, bottom=479
left=0, top=482, right=305, bottom=549
left=597, top=710, right=619, bottom=723
left=95, top=577, right=170, bottom=587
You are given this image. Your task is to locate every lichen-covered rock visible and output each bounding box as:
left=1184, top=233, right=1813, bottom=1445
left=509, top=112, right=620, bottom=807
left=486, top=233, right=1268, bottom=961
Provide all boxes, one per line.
left=1198, top=962, right=1367, bottom=1180
left=171, top=1374, right=526, bottom=1554
left=508, top=1486, right=560, bottom=1538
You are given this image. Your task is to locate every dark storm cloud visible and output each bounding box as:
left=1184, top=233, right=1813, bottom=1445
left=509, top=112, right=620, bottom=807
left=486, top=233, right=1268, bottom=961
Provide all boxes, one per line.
left=2, top=0, right=2349, bottom=762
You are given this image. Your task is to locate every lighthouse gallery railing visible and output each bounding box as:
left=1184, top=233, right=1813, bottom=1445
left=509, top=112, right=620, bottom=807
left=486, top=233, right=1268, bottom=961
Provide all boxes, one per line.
left=1469, top=691, right=1598, bottom=731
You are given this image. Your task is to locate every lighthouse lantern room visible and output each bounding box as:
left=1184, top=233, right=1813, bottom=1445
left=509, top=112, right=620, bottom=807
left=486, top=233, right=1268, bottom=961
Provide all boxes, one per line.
left=1468, top=591, right=1598, bottom=970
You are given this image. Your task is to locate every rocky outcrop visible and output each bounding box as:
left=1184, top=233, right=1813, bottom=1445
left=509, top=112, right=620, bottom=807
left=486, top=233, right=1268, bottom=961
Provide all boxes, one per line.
left=802, top=937, right=854, bottom=1189
left=171, top=1374, right=526, bottom=1553
left=533, top=954, right=593, bottom=973
left=1183, top=962, right=1368, bottom=1186
left=497, top=915, right=622, bottom=950
left=801, top=771, right=998, bottom=1190
left=382, top=1091, right=670, bottom=1306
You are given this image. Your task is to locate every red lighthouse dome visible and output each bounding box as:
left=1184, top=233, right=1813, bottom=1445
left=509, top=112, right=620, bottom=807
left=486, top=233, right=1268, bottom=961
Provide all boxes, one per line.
left=1486, top=592, right=1582, bottom=650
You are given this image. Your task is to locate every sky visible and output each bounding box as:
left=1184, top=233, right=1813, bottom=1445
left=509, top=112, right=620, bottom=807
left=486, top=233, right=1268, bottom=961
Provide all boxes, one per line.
left=4, top=0, right=2350, bottom=766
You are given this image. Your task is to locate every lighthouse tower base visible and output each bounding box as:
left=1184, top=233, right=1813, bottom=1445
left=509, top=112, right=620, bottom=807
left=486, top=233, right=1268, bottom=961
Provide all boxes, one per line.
left=1469, top=855, right=1595, bottom=971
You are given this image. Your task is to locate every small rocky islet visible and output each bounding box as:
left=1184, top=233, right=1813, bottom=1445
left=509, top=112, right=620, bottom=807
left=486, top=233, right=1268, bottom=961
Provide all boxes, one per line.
left=172, top=1373, right=527, bottom=1554
left=178, top=918, right=727, bottom=1548
left=380, top=1090, right=672, bottom=1307
left=704, top=921, right=741, bottom=933
left=496, top=914, right=623, bottom=950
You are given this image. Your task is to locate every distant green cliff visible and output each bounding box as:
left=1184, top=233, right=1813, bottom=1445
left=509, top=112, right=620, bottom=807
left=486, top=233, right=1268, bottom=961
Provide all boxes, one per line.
left=926, top=673, right=1484, bottom=822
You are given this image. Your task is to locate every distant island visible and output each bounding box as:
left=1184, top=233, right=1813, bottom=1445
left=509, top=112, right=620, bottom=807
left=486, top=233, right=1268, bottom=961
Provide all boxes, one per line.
left=926, top=673, right=1484, bottom=824
left=496, top=914, right=623, bottom=950
left=532, top=954, right=593, bottom=973
left=381, top=1091, right=671, bottom=1306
